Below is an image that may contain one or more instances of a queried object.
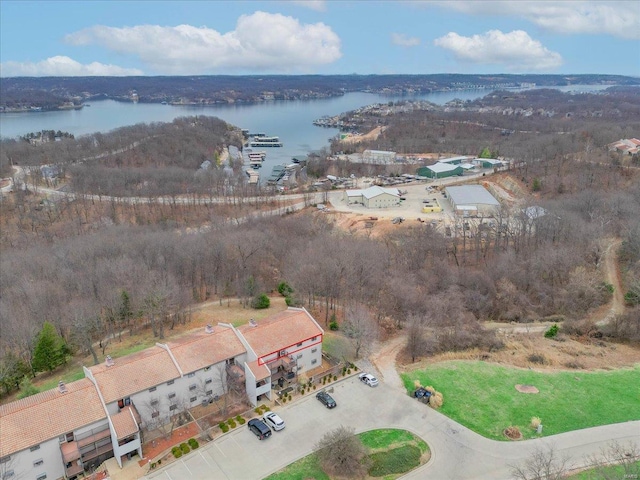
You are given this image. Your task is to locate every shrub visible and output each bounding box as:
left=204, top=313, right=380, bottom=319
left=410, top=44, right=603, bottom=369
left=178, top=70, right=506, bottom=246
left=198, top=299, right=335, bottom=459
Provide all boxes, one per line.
left=288, top=395, right=292, bottom=401
left=527, top=353, right=546, bottom=364
left=151, top=462, right=156, bottom=469
left=429, top=392, right=444, bottom=409
left=333, top=375, right=337, bottom=381
left=254, top=407, right=261, bottom=414
left=347, top=369, right=351, bottom=374
left=252, top=293, right=270, bottom=309
left=180, top=443, right=190, bottom=454
left=301, top=388, right=305, bottom=395
left=158, top=459, right=162, bottom=465
left=313, top=385, right=316, bottom=390
left=564, top=360, right=584, bottom=369
left=277, top=281, right=294, bottom=296
left=530, top=417, right=541, bottom=429
left=285, top=295, right=298, bottom=307
left=238, top=417, right=246, bottom=425
left=220, top=424, right=229, bottom=433
left=228, top=419, right=237, bottom=428
left=188, top=438, right=199, bottom=449
left=504, top=426, right=522, bottom=439
left=544, top=324, right=559, bottom=338
left=624, top=290, right=640, bottom=306
left=172, top=447, right=183, bottom=458
left=235, top=415, right=242, bottom=422
left=282, top=397, right=287, bottom=403
left=329, top=321, right=339, bottom=330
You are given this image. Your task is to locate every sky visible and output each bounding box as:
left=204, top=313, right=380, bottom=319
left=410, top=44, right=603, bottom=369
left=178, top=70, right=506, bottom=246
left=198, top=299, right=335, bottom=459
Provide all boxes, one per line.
left=1, top=0, right=639, bottom=77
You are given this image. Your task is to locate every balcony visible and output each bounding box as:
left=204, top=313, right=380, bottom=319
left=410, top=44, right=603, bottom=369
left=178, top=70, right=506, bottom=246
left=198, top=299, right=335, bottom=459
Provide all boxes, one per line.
left=81, top=442, right=113, bottom=462
left=65, top=462, right=83, bottom=478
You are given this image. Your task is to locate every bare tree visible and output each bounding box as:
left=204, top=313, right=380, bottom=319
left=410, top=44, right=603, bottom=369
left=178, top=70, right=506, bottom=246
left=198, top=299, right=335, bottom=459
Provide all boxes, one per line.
left=342, top=304, right=379, bottom=359
left=315, top=426, right=369, bottom=478
left=582, top=441, right=640, bottom=480
left=510, top=443, right=572, bottom=480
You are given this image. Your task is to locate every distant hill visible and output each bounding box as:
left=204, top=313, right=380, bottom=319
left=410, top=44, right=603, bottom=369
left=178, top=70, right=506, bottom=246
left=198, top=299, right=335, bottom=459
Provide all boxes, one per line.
left=2, top=74, right=639, bottom=111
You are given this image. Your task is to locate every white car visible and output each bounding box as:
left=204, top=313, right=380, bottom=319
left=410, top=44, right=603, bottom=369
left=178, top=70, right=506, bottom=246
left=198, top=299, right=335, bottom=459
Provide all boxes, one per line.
left=263, top=411, right=285, bottom=431
left=358, top=373, right=379, bottom=387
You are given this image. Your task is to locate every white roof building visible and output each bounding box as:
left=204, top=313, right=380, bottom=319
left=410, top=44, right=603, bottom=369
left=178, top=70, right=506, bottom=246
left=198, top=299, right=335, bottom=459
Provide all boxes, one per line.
left=445, top=185, right=500, bottom=216
left=343, top=185, right=400, bottom=208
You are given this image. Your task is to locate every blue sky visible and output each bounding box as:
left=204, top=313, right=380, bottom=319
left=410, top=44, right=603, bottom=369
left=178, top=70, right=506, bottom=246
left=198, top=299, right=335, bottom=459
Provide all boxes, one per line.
left=1, top=1, right=638, bottom=77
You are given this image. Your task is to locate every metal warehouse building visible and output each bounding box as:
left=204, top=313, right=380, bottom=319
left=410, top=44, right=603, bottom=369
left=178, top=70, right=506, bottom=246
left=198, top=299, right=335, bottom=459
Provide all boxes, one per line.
left=416, top=162, right=464, bottom=179
left=343, top=185, right=401, bottom=208
left=445, top=184, right=500, bottom=216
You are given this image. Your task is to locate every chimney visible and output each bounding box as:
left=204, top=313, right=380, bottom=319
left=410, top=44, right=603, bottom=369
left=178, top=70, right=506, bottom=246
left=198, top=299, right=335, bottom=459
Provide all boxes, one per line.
left=205, top=324, right=214, bottom=334
left=58, top=381, right=68, bottom=394
left=105, top=355, right=115, bottom=367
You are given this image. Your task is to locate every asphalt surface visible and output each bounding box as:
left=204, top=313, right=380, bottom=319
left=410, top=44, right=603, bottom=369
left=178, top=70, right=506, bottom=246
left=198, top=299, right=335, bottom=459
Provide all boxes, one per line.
left=146, top=376, right=640, bottom=480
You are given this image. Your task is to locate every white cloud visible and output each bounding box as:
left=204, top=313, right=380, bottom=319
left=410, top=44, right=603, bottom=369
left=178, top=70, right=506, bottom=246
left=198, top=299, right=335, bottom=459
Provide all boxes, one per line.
left=0, top=56, right=143, bottom=77
left=430, top=1, right=640, bottom=40
left=434, top=30, right=563, bottom=71
left=290, top=0, right=326, bottom=11
left=391, top=33, right=421, bottom=47
left=64, top=11, right=342, bottom=74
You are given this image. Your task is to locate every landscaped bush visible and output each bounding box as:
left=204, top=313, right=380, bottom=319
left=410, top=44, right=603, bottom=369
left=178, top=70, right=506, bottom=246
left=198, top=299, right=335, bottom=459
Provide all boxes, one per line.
left=180, top=443, right=190, bottom=454
left=530, top=417, right=541, bottom=430
left=238, top=417, right=246, bottom=425
left=172, top=446, right=183, bottom=458
left=227, top=418, right=237, bottom=428
left=220, top=423, right=229, bottom=433
left=188, top=438, right=199, bottom=449
left=277, top=281, right=294, bottom=296
left=329, top=321, right=339, bottom=330
left=428, top=391, right=444, bottom=409
left=333, top=375, right=337, bottom=381
left=504, top=426, right=522, bottom=440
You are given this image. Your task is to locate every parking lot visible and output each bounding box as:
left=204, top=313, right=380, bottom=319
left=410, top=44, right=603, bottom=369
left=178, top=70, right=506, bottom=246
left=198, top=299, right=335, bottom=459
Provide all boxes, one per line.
left=146, top=375, right=640, bottom=480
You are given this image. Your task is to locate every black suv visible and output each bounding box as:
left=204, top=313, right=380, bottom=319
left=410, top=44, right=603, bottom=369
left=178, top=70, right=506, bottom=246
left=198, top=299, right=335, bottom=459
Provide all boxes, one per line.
left=316, top=390, right=337, bottom=408
left=248, top=418, right=272, bottom=440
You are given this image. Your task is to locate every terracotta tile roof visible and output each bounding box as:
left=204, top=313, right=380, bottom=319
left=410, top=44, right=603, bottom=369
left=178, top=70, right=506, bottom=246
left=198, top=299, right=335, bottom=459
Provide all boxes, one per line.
left=238, top=308, right=323, bottom=359
left=246, top=360, right=271, bottom=380
left=89, top=346, right=181, bottom=404
left=168, top=326, right=246, bottom=374
left=0, top=378, right=106, bottom=456
left=110, top=406, right=139, bottom=440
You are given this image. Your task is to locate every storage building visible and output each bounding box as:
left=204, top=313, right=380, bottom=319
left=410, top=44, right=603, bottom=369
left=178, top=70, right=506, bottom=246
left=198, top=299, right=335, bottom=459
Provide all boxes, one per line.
left=343, top=185, right=400, bottom=208
left=445, top=185, right=500, bottom=216
left=416, top=162, right=464, bottom=179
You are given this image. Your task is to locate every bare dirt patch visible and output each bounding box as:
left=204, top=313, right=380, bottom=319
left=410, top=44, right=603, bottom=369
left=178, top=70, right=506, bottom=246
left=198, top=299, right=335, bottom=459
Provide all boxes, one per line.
left=515, top=384, right=539, bottom=394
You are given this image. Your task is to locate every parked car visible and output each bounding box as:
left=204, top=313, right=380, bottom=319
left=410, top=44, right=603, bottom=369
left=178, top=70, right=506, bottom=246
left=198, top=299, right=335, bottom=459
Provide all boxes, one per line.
left=316, top=390, right=337, bottom=408
left=358, top=373, right=379, bottom=387
left=263, top=411, right=285, bottom=431
left=248, top=418, right=272, bottom=440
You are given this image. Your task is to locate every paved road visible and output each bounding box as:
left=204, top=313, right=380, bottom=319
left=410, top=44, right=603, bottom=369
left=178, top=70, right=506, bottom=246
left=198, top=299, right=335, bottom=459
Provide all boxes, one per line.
left=146, top=376, right=640, bottom=480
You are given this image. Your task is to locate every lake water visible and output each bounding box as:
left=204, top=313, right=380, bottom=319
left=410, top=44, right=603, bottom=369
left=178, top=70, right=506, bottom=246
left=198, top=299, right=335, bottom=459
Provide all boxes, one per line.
left=0, top=84, right=613, bottom=176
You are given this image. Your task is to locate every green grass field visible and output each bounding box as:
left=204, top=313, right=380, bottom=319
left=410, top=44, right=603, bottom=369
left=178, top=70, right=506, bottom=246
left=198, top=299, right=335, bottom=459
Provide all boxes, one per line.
left=264, top=429, right=429, bottom=480
left=401, top=361, right=640, bottom=440
left=567, top=461, right=640, bottom=479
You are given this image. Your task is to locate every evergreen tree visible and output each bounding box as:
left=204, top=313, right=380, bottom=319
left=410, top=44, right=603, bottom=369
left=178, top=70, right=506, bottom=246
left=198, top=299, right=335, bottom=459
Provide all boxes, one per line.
left=17, top=376, right=39, bottom=399
left=32, top=322, right=66, bottom=373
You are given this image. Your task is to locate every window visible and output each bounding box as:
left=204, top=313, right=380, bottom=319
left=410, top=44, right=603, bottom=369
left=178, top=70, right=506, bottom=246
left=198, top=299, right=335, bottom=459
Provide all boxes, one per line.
left=187, top=372, right=195, bottom=378
left=296, top=354, right=303, bottom=359
left=36, top=474, right=47, bottom=480
left=204, top=366, right=211, bottom=371
left=205, top=378, right=212, bottom=384
left=190, top=396, right=197, bottom=403
left=30, top=445, right=40, bottom=452
left=311, top=348, right=318, bottom=353
left=33, top=459, right=44, bottom=467
left=148, top=386, right=156, bottom=392
left=311, top=359, right=318, bottom=365
left=169, top=404, right=177, bottom=411
left=205, top=390, right=212, bottom=396
left=150, top=399, right=159, bottom=406
left=312, top=336, right=318, bottom=341
left=151, top=412, right=159, bottom=418
left=296, top=342, right=303, bottom=347
left=189, top=384, right=196, bottom=391
left=168, top=392, right=176, bottom=399
left=166, top=380, right=174, bottom=386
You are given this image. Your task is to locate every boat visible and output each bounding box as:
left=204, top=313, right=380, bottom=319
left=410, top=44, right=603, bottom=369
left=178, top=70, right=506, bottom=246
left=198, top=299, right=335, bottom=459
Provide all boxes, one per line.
left=249, top=136, right=283, bottom=147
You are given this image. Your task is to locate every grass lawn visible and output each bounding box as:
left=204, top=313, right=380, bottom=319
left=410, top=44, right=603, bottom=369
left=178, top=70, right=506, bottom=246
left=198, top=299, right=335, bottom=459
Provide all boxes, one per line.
left=264, top=429, right=429, bottom=480
left=401, top=361, right=640, bottom=440
left=567, top=460, right=640, bottom=479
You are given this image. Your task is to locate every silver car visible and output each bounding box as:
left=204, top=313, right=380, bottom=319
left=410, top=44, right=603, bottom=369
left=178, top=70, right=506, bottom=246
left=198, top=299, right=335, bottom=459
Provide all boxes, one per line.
left=263, top=411, right=285, bottom=431
left=358, top=373, right=379, bottom=387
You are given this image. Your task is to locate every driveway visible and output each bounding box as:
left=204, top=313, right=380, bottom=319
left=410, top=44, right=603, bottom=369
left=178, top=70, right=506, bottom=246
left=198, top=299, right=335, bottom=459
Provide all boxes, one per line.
left=146, top=376, right=640, bottom=480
